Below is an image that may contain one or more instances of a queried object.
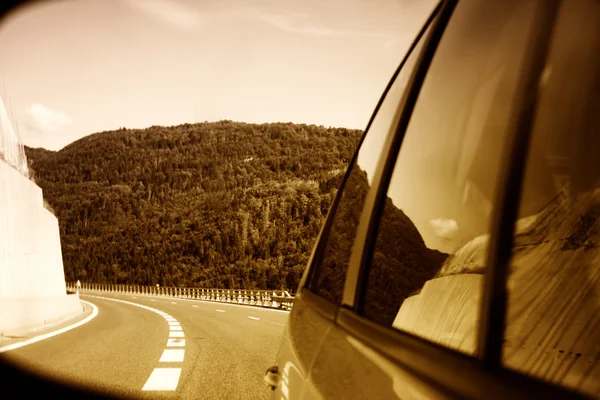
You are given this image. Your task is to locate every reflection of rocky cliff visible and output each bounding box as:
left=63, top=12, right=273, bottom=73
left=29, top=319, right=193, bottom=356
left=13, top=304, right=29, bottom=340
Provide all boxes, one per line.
left=513, top=188, right=600, bottom=251
left=504, top=187, right=600, bottom=397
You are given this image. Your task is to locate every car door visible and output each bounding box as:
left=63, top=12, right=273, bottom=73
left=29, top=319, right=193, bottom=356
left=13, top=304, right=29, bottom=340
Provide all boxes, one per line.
left=304, top=0, right=594, bottom=399
left=267, top=3, right=443, bottom=400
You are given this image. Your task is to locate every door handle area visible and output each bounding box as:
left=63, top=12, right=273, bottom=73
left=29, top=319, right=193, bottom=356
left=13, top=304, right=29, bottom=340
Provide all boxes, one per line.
left=264, top=365, right=282, bottom=390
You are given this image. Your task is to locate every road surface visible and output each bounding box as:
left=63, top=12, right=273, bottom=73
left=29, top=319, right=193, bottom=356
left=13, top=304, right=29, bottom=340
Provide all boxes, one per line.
left=0, top=293, right=288, bottom=399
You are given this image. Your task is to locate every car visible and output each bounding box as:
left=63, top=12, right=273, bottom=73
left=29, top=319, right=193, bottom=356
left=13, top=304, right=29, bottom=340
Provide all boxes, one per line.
left=264, top=0, right=600, bottom=399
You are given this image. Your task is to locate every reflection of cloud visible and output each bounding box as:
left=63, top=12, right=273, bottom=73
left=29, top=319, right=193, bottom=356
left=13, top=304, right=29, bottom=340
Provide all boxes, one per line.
left=124, top=0, right=204, bottom=30
left=430, top=218, right=459, bottom=239
left=22, top=104, right=73, bottom=134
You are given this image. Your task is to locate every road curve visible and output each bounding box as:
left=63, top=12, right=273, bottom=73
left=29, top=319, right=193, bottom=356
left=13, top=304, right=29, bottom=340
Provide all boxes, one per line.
left=0, top=294, right=288, bottom=399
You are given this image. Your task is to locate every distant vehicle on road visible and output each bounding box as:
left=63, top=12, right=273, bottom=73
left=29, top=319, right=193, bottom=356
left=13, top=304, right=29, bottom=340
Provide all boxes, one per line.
left=265, top=0, right=600, bottom=398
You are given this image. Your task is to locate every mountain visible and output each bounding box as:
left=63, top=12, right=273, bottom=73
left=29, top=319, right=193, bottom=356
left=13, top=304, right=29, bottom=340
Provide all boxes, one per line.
left=25, top=120, right=362, bottom=292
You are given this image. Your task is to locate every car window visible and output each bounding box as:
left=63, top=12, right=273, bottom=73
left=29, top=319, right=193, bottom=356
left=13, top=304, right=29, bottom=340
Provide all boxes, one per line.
left=502, top=1, right=600, bottom=397
left=359, top=0, right=540, bottom=355
left=309, top=26, right=432, bottom=304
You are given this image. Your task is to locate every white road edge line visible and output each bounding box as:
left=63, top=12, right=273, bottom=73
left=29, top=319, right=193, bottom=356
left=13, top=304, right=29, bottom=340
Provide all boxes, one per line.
left=248, top=316, right=260, bottom=320
left=216, top=309, right=225, bottom=313
left=0, top=300, right=99, bottom=354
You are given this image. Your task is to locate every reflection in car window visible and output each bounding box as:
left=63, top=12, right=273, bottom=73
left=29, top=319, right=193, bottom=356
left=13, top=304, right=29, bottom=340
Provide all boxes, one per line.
left=312, top=30, right=429, bottom=304
left=503, top=1, right=600, bottom=397
left=360, top=0, right=538, bottom=355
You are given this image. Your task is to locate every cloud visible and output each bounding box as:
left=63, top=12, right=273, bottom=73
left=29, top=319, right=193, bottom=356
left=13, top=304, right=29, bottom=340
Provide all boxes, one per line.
left=255, top=12, right=338, bottom=36
left=251, top=10, right=396, bottom=39
left=124, top=0, right=204, bottom=30
left=429, top=218, right=459, bottom=239
left=22, top=104, right=73, bottom=134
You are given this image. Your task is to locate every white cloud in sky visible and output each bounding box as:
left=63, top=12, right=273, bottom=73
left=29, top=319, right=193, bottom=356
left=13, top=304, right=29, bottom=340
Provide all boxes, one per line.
left=124, top=0, right=204, bottom=30
left=251, top=10, right=398, bottom=39
left=22, top=104, right=73, bottom=134
left=429, top=218, right=459, bottom=240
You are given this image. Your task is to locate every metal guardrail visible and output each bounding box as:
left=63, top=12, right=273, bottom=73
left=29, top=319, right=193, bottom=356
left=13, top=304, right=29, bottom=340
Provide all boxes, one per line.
left=66, top=282, right=294, bottom=310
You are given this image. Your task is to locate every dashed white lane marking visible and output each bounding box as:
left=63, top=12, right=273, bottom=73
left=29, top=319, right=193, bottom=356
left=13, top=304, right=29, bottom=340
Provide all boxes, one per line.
left=169, top=331, right=185, bottom=338
left=165, top=317, right=176, bottom=321
left=216, top=309, right=225, bottom=313
left=0, top=300, right=99, bottom=354
left=142, top=368, right=182, bottom=391
left=248, top=316, right=260, bottom=320
left=167, top=338, right=186, bottom=347
left=83, top=295, right=185, bottom=392
left=192, top=305, right=199, bottom=308
left=170, top=302, right=177, bottom=304
left=159, top=349, right=185, bottom=362
left=168, top=322, right=180, bottom=326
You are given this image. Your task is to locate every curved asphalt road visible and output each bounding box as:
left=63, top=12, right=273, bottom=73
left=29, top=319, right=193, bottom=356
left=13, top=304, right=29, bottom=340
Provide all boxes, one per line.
left=0, top=294, right=288, bottom=399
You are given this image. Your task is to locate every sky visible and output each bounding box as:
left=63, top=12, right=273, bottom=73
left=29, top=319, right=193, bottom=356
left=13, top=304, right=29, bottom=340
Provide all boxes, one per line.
left=0, top=0, right=436, bottom=151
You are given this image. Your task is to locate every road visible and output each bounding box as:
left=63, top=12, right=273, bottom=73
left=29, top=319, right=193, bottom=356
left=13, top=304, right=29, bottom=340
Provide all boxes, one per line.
left=0, top=293, right=288, bottom=399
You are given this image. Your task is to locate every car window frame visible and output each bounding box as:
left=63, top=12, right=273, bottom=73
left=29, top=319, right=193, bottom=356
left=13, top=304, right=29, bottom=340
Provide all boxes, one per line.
left=300, top=0, right=445, bottom=316
left=337, top=0, right=587, bottom=397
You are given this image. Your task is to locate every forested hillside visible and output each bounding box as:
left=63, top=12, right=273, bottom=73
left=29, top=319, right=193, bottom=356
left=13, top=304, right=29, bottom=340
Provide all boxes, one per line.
left=25, top=120, right=362, bottom=292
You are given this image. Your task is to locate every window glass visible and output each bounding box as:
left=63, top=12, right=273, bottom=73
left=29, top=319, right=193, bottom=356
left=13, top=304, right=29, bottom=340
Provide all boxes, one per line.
left=360, top=0, right=539, bottom=355
left=311, top=28, right=430, bottom=304
left=503, top=1, right=600, bottom=397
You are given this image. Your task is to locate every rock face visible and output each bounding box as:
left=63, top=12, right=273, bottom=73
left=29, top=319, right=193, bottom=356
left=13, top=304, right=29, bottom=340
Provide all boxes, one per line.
left=0, top=93, right=66, bottom=299
left=504, top=189, right=600, bottom=396
left=0, top=158, right=67, bottom=299
left=0, top=96, right=78, bottom=335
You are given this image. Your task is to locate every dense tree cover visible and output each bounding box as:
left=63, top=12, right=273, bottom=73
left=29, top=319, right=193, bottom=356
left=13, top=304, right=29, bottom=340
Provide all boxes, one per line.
left=25, top=121, right=362, bottom=292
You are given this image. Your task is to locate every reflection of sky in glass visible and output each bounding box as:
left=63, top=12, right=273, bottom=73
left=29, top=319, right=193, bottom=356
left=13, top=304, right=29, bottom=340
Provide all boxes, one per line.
left=382, top=1, right=536, bottom=254
left=355, top=33, right=427, bottom=185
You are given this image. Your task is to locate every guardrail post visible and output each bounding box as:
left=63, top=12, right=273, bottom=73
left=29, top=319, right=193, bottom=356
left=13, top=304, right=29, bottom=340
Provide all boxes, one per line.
left=259, top=291, right=264, bottom=306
